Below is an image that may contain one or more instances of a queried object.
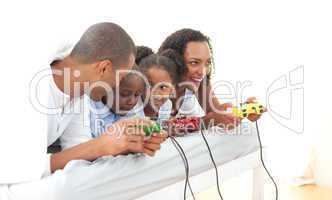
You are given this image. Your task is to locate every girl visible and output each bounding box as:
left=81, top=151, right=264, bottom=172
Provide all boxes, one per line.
left=134, top=46, right=178, bottom=124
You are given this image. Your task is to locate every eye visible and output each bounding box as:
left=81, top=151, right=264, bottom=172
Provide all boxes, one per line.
left=189, top=60, right=199, bottom=65
left=120, top=91, right=131, bottom=97
left=159, top=85, right=168, bottom=90
left=134, top=91, right=142, bottom=97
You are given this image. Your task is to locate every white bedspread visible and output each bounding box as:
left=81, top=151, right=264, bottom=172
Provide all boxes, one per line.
left=4, top=126, right=259, bottom=200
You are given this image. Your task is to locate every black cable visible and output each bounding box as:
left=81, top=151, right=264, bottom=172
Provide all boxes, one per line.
left=170, top=136, right=196, bottom=200
left=169, top=137, right=189, bottom=199
left=255, top=121, right=279, bottom=200
left=200, top=129, right=224, bottom=200
left=172, top=138, right=196, bottom=200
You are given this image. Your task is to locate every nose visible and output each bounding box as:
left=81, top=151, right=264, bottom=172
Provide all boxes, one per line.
left=197, top=65, right=206, bottom=77
left=126, top=95, right=138, bottom=106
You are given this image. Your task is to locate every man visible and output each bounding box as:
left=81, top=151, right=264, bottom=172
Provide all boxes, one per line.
left=0, top=22, right=166, bottom=200
left=48, top=22, right=166, bottom=173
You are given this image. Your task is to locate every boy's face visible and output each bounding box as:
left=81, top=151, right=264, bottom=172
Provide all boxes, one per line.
left=112, top=75, right=144, bottom=115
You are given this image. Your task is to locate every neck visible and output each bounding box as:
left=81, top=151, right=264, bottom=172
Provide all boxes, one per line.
left=144, top=104, right=158, bottom=119
left=51, top=56, right=81, bottom=98
left=176, top=85, right=186, bottom=98
left=170, top=85, right=186, bottom=117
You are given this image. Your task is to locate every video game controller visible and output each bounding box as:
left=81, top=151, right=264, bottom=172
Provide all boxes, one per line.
left=137, top=123, right=162, bottom=137
left=163, top=116, right=200, bottom=133
left=232, top=103, right=264, bottom=118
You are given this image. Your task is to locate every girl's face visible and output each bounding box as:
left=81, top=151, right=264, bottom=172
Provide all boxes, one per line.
left=145, top=67, right=174, bottom=111
left=182, top=41, right=212, bottom=91
left=112, top=75, right=144, bottom=115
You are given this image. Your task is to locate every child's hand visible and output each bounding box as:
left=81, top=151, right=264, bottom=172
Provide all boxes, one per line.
left=97, top=118, right=155, bottom=157
left=245, top=97, right=267, bottom=122
left=143, top=130, right=168, bottom=156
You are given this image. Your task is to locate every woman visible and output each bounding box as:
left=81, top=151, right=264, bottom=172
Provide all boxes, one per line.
left=158, top=28, right=264, bottom=130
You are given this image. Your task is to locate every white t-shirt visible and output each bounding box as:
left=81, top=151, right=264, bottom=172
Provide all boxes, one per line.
left=0, top=43, right=83, bottom=183
left=55, top=94, right=91, bottom=150
left=158, top=89, right=206, bottom=120
left=177, top=89, right=205, bottom=117
left=46, top=44, right=91, bottom=172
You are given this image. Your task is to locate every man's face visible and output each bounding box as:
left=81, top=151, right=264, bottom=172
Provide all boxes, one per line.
left=106, top=54, right=136, bottom=89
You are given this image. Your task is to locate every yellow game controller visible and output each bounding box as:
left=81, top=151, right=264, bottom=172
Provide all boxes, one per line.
left=232, top=103, right=264, bottom=118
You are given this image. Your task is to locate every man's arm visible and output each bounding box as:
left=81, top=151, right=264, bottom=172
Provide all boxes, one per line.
left=50, top=137, right=107, bottom=173
left=50, top=118, right=167, bottom=173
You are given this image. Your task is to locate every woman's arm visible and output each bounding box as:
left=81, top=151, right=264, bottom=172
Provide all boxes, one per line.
left=197, top=80, right=229, bottom=114
left=198, top=81, right=266, bottom=124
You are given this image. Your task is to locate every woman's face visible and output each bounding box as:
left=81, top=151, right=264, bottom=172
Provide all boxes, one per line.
left=145, top=67, right=174, bottom=111
left=182, top=41, right=212, bottom=91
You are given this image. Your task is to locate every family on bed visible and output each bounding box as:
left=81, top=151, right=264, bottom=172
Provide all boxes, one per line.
left=1, top=22, right=265, bottom=199
left=50, top=22, right=265, bottom=166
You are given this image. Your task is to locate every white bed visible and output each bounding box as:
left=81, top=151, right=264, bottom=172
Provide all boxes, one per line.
left=136, top=126, right=264, bottom=200
left=55, top=124, right=264, bottom=200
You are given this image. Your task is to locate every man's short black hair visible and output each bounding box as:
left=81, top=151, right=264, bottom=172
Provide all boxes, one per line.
left=70, top=22, right=136, bottom=66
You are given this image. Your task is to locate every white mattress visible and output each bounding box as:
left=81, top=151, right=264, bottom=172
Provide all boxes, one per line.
left=57, top=125, right=260, bottom=200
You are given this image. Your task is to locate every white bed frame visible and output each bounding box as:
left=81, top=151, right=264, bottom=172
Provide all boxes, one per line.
left=136, top=150, right=264, bottom=200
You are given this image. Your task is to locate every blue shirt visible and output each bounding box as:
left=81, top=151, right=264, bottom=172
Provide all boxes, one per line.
left=89, top=100, right=145, bottom=138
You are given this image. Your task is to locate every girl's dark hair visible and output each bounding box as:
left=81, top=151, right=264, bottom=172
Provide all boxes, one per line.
left=135, top=46, right=154, bottom=65
left=158, top=28, right=214, bottom=81
left=136, top=46, right=179, bottom=84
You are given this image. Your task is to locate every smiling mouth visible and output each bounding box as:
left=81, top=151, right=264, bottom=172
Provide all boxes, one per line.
left=191, top=78, right=203, bottom=84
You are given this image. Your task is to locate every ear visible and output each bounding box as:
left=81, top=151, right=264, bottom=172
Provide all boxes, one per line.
left=95, top=60, right=113, bottom=77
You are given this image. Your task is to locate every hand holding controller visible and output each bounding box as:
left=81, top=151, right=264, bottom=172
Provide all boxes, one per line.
left=163, top=116, right=201, bottom=136
left=136, top=123, right=162, bottom=137
left=232, top=102, right=265, bottom=119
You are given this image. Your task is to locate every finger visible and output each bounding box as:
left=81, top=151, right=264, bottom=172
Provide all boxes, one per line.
left=245, top=97, right=257, bottom=103
left=146, top=136, right=165, bottom=144
left=159, top=130, right=169, bottom=138
left=222, top=103, right=233, bottom=110
left=247, top=114, right=261, bottom=122
left=143, top=147, right=155, bottom=156
left=144, top=142, right=161, bottom=151
left=152, top=131, right=168, bottom=139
